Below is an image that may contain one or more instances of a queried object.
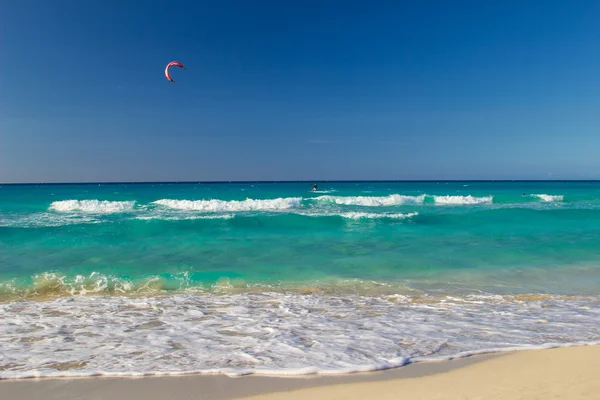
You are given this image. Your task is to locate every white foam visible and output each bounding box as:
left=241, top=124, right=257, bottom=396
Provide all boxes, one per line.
left=433, top=195, right=493, bottom=205
left=153, top=198, right=302, bottom=212
left=49, top=200, right=136, bottom=213
left=340, top=212, right=419, bottom=220
left=0, top=213, right=102, bottom=228
left=532, top=194, right=564, bottom=202
left=1, top=293, right=598, bottom=379
left=136, top=214, right=234, bottom=221
left=316, top=194, right=426, bottom=206
left=294, top=211, right=418, bottom=221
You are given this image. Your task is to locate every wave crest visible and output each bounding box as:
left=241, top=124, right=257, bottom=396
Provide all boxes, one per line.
left=152, top=197, right=302, bottom=212
left=316, top=194, right=426, bottom=206
left=49, top=200, right=136, bottom=213
left=433, top=195, right=493, bottom=205
left=533, top=194, right=564, bottom=202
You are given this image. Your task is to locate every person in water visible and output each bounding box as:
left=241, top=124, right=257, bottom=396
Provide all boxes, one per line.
left=312, top=184, right=318, bottom=192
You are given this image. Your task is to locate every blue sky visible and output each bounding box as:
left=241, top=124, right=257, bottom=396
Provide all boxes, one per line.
left=1, top=1, right=599, bottom=182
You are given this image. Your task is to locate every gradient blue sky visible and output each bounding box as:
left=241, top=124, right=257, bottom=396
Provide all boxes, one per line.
left=1, top=1, right=599, bottom=182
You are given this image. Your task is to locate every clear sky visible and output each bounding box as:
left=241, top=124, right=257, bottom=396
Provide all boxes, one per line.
left=1, top=1, right=599, bottom=183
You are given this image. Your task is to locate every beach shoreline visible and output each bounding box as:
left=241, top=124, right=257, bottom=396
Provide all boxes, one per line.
left=1, top=345, right=599, bottom=399
left=0, top=352, right=497, bottom=400
left=242, top=344, right=600, bottom=400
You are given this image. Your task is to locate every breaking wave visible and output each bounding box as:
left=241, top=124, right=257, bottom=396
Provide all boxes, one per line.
left=49, top=200, right=136, bottom=213
left=339, top=212, right=419, bottom=220
left=532, top=194, right=564, bottom=202
left=315, top=194, right=426, bottom=206
left=432, top=195, right=493, bottom=205
left=4, top=193, right=576, bottom=229
left=152, top=198, right=302, bottom=212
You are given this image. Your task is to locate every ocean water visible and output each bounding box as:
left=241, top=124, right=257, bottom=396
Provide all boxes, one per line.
left=1, top=181, right=600, bottom=378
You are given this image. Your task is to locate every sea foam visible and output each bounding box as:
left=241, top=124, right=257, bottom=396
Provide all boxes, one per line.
left=533, top=194, right=564, bottom=202
left=432, top=195, right=493, bottom=205
left=0, top=213, right=102, bottom=228
left=316, top=194, right=426, bottom=206
left=152, top=197, right=302, bottom=212
left=1, top=293, right=598, bottom=379
left=49, top=200, right=136, bottom=213
left=339, top=212, right=419, bottom=220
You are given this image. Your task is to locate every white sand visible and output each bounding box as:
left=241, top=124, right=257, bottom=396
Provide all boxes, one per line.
left=242, top=345, right=600, bottom=400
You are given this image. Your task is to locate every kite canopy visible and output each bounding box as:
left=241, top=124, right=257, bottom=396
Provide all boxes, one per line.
left=165, top=61, right=186, bottom=82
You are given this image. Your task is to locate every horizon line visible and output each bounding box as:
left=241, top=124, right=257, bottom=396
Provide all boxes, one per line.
left=1, top=179, right=600, bottom=186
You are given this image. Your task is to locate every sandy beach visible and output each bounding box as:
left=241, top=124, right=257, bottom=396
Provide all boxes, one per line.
left=0, top=345, right=598, bottom=400
left=243, top=345, right=600, bottom=400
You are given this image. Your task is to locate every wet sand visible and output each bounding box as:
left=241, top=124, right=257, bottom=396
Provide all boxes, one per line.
left=0, top=345, right=598, bottom=400
left=0, top=354, right=493, bottom=400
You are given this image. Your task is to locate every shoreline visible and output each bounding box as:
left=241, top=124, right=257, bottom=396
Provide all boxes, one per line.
left=0, top=353, right=498, bottom=400
left=1, top=345, right=599, bottom=399
left=2, top=340, right=599, bottom=380
left=242, top=345, right=600, bottom=400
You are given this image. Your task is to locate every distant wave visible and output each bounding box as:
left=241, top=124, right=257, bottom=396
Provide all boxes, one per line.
left=432, top=195, right=493, bottom=205
left=49, top=200, right=136, bottom=213
left=532, top=194, right=564, bottom=202
left=8, top=193, right=577, bottom=229
left=45, top=196, right=499, bottom=216
left=152, top=197, right=302, bottom=212
left=316, top=194, right=495, bottom=206
left=315, top=194, right=426, bottom=206
left=296, top=211, right=419, bottom=220
left=136, top=214, right=235, bottom=221
left=339, top=212, right=419, bottom=220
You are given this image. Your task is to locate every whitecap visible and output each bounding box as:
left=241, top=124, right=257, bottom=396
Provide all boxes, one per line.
left=316, top=194, right=426, bottom=206
left=532, top=194, right=564, bottom=202
left=152, top=198, right=302, bottom=212
left=433, top=195, right=493, bottom=205
left=49, top=200, right=136, bottom=214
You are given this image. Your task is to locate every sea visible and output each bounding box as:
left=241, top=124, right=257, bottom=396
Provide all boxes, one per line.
left=1, top=181, right=600, bottom=379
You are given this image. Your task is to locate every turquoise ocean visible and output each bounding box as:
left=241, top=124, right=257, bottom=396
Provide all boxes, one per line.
left=1, top=181, right=600, bottom=378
